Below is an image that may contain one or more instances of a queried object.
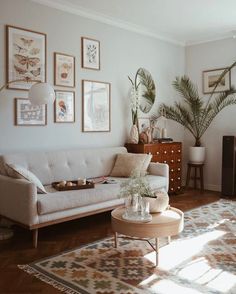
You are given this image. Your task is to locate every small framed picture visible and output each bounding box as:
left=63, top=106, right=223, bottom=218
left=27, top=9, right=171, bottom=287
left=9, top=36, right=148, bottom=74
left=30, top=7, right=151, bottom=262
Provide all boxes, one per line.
left=82, top=80, right=110, bottom=132
left=81, top=37, right=100, bottom=70
left=202, top=68, right=231, bottom=94
left=15, top=98, right=47, bottom=126
left=54, top=52, right=75, bottom=87
left=6, top=25, right=46, bottom=90
left=54, top=91, right=75, bottom=123
left=138, top=118, right=151, bottom=134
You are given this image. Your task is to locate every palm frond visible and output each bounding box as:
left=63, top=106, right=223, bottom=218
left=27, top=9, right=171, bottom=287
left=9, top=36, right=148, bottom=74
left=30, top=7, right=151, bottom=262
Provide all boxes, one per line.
left=160, top=103, right=196, bottom=138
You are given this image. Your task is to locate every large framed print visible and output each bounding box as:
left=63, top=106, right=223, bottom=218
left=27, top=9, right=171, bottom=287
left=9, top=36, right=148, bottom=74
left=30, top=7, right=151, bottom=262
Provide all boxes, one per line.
left=54, top=52, right=75, bottom=88
left=15, top=98, right=47, bottom=126
left=82, top=80, right=110, bottom=132
left=54, top=91, right=75, bottom=123
left=6, top=25, right=46, bottom=90
left=202, top=68, right=231, bottom=94
left=81, top=37, right=100, bottom=70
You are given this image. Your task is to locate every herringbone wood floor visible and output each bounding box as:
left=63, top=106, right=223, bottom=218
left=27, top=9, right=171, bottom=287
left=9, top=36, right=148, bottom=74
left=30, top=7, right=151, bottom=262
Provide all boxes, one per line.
left=0, top=189, right=232, bottom=294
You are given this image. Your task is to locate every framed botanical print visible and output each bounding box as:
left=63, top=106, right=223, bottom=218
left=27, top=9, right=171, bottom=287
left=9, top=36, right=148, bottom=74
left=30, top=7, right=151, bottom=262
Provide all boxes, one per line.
left=202, top=68, right=231, bottom=94
left=54, top=52, right=75, bottom=87
left=82, top=80, right=110, bottom=132
left=137, top=118, right=151, bottom=134
left=15, top=98, right=47, bottom=126
left=6, top=25, right=46, bottom=90
left=81, top=37, right=100, bottom=70
left=54, top=91, right=75, bottom=123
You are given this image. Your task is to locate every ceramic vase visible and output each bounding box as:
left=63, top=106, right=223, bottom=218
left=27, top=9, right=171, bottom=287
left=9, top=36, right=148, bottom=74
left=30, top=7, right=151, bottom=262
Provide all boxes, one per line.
left=147, top=191, right=169, bottom=213
left=129, top=125, right=139, bottom=144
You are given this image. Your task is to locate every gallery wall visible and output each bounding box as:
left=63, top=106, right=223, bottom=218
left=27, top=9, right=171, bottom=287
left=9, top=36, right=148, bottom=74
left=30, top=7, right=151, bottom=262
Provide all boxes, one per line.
left=0, top=0, right=185, bottom=154
left=186, top=38, right=236, bottom=191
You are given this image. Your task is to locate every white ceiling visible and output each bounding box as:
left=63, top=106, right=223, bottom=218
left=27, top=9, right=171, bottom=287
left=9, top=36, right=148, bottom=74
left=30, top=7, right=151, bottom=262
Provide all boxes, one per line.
left=32, top=0, right=236, bottom=46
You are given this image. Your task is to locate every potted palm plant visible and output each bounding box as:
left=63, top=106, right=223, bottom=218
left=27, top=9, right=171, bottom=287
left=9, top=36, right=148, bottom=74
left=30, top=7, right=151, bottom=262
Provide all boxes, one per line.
left=153, top=62, right=236, bottom=163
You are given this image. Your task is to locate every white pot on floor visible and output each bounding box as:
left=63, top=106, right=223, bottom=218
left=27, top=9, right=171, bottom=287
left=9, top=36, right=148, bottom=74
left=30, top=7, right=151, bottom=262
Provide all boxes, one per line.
left=189, top=147, right=205, bottom=164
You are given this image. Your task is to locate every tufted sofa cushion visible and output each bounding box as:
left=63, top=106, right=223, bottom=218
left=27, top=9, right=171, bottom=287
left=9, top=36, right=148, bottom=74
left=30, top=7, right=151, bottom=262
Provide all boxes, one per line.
left=37, top=175, right=167, bottom=215
left=0, top=147, right=127, bottom=185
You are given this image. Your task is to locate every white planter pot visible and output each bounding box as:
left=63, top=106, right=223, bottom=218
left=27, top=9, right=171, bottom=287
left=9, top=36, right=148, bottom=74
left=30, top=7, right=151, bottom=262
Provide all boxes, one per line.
left=189, top=147, right=205, bottom=164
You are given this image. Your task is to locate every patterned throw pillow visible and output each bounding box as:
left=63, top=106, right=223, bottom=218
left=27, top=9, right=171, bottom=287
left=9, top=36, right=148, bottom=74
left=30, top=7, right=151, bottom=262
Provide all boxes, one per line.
left=110, top=153, right=152, bottom=177
left=6, top=163, right=47, bottom=194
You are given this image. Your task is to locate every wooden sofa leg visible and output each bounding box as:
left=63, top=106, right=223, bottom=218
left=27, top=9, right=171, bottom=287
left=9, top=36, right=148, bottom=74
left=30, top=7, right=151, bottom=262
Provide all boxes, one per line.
left=32, top=229, right=38, bottom=248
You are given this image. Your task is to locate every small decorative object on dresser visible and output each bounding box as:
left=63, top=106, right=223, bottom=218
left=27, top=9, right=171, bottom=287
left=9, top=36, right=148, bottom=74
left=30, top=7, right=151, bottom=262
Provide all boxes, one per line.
left=125, top=142, right=182, bottom=194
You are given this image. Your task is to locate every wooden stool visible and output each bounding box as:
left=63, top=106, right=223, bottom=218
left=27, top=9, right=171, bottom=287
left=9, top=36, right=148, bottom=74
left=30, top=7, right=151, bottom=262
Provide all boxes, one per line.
left=185, top=163, right=204, bottom=192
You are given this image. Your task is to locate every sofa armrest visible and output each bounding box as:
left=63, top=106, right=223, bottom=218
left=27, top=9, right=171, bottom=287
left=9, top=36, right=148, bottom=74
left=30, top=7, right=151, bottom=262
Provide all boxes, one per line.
left=0, top=174, right=39, bottom=226
left=148, top=162, right=169, bottom=191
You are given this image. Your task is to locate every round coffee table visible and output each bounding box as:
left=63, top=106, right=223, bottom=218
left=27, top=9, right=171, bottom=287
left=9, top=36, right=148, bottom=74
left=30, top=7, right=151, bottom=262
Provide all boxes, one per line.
left=111, top=206, right=184, bottom=266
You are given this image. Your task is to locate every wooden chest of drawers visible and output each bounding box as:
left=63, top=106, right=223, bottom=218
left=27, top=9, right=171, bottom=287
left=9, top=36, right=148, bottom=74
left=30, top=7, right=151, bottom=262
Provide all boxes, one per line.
left=125, top=142, right=182, bottom=194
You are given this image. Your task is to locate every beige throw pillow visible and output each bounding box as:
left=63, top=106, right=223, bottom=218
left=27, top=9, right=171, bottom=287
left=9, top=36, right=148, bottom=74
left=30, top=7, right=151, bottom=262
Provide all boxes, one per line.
left=6, top=163, right=47, bottom=194
left=110, top=153, right=152, bottom=177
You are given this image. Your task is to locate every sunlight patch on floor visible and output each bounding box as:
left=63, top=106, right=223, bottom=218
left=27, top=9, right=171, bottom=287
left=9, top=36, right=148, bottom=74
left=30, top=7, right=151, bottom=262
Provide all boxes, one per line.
left=148, top=279, right=203, bottom=294
left=144, top=230, right=226, bottom=270
left=141, top=229, right=236, bottom=293
left=178, top=257, right=236, bottom=292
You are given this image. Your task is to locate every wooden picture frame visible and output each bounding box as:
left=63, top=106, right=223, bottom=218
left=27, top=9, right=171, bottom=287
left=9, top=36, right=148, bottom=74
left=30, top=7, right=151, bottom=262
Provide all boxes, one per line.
left=137, top=118, right=151, bottom=134
left=81, top=37, right=100, bottom=70
left=54, top=52, right=75, bottom=88
left=202, top=68, right=231, bottom=94
left=54, top=91, right=75, bottom=123
left=6, top=25, right=47, bottom=90
left=82, top=80, right=110, bottom=132
left=15, top=98, right=47, bottom=126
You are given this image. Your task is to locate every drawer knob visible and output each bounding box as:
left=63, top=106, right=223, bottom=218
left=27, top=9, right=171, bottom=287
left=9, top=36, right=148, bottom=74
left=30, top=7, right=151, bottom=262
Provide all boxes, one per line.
left=171, top=159, right=174, bottom=163
left=171, top=169, right=174, bottom=172
left=178, top=150, right=181, bottom=152
left=178, top=177, right=180, bottom=180
left=156, top=152, right=159, bottom=155
left=178, top=159, right=181, bottom=162
left=164, top=160, right=167, bottom=163
left=171, top=178, right=174, bottom=181
left=178, top=168, right=181, bottom=171
left=164, top=151, right=167, bottom=154
left=171, top=150, right=174, bottom=153
left=171, top=188, right=174, bottom=191
left=178, top=186, right=180, bottom=189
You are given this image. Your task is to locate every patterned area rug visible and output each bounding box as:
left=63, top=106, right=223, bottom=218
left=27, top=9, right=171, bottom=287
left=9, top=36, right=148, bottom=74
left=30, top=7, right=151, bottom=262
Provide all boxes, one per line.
left=19, top=199, right=236, bottom=294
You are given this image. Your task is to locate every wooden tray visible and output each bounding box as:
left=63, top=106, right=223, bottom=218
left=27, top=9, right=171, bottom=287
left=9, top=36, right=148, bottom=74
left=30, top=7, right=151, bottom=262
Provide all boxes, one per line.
left=52, top=180, right=94, bottom=191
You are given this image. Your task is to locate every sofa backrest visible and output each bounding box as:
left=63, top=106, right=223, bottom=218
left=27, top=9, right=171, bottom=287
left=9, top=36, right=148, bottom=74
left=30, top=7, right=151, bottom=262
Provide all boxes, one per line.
left=0, top=147, right=127, bottom=185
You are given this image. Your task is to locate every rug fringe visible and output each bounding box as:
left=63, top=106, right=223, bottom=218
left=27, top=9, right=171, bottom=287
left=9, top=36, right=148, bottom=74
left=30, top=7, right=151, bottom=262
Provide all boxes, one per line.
left=18, top=265, right=79, bottom=294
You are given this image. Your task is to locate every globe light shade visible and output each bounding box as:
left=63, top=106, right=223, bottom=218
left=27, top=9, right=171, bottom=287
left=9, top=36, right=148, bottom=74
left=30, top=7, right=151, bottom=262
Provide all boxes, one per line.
left=28, top=82, right=55, bottom=105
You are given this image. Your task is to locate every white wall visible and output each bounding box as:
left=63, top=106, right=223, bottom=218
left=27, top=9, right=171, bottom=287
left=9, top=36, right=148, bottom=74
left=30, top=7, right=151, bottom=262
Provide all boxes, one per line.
left=0, top=0, right=185, bottom=154
left=186, top=38, right=236, bottom=191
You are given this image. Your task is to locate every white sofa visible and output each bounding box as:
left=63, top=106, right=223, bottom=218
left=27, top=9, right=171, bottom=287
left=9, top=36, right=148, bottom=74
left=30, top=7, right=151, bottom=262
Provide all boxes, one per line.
left=0, top=146, right=169, bottom=247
